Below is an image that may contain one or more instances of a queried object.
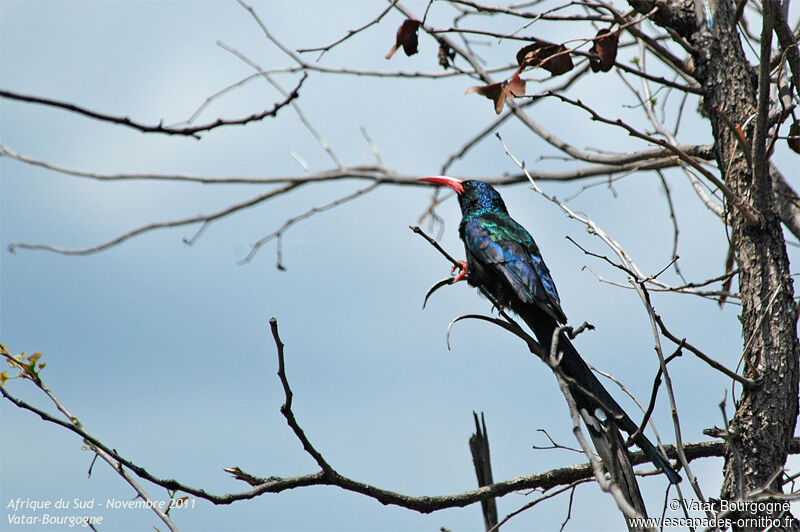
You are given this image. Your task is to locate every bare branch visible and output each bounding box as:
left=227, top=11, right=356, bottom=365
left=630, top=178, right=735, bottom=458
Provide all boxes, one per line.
left=629, top=277, right=709, bottom=514
left=4, top=342, right=797, bottom=519
left=771, top=3, right=800, bottom=103
left=410, top=224, right=463, bottom=268
left=0, top=348, right=179, bottom=531
left=7, top=183, right=303, bottom=255
left=216, top=41, right=343, bottom=169
left=654, top=314, right=755, bottom=387
left=239, top=181, right=380, bottom=267
left=491, top=479, right=589, bottom=531
left=545, top=91, right=763, bottom=226
left=0, top=75, right=305, bottom=139
left=0, top=139, right=711, bottom=186
left=297, top=2, right=397, bottom=59
left=269, top=318, right=334, bottom=474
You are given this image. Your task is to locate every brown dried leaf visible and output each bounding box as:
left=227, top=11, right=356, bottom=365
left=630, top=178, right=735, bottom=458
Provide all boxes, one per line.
left=507, top=69, right=526, bottom=97
left=516, top=40, right=573, bottom=76
left=466, top=70, right=525, bottom=114
left=386, top=19, right=421, bottom=59
left=788, top=121, right=800, bottom=154
left=589, top=28, right=619, bottom=73
left=466, top=81, right=507, bottom=114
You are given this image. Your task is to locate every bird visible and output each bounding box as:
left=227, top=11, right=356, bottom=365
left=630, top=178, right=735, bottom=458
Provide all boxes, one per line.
left=418, top=175, right=681, bottom=485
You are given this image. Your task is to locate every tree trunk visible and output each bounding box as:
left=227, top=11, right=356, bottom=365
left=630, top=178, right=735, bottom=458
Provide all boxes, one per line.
left=700, top=4, right=799, bottom=531
left=629, top=0, right=800, bottom=528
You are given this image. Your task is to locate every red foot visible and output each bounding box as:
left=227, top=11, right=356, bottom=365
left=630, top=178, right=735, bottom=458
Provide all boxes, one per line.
left=451, top=260, right=468, bottom=283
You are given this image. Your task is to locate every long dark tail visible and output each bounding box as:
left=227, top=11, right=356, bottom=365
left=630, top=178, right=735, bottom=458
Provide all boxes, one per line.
left=520, top=307, right=682, bottom=485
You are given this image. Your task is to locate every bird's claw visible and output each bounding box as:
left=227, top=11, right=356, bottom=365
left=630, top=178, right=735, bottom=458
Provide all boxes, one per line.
left=451, top=260, right=468, bottom=283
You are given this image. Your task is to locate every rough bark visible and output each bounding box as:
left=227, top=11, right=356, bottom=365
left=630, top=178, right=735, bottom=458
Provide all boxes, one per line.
left=696, top=3, right=799, bottom=525
left=628, top=0, right=800, bottom=528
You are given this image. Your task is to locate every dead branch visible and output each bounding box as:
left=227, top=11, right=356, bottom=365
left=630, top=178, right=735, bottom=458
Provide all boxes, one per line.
left=0, top=74, right=305, bottom=139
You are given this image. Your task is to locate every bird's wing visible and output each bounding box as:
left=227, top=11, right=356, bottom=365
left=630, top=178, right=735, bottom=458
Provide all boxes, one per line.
left=463, top=214, right=566, bottom=322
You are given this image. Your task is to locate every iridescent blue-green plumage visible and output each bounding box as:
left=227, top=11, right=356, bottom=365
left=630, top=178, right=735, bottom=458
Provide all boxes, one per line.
left=456, top=181, right=565, bottom=324
left=452, top=180, right=681, bottom=484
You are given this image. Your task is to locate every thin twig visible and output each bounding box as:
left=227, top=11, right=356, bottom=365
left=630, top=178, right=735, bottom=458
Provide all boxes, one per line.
left=216, top=41, right=342, bottom=169
left=410, top=225, right=463, bottom=268
left=296, top=2, right=397, bottom=60
left=0, top=140, right=709, bottom=185
left=0, top=76, right=305, bottom=139
left=654, top=314, right=755, bottom=387
left=490, top=479, right=590, bottom=531
left=7, top=182, right=304, bottom=255
left=545, top=91, right=763, bottom=227
left=239, top=182, right=381, bottom=266
left=269, top=318, right=334, bottom=474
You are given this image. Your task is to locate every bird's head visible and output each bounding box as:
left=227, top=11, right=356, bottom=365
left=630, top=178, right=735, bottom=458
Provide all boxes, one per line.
left=417, top=176, right=508, bottom=216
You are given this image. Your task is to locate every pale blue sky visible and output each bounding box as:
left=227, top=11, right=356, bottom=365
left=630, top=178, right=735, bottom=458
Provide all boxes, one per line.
left=2, top=1, right=797, bottom=530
